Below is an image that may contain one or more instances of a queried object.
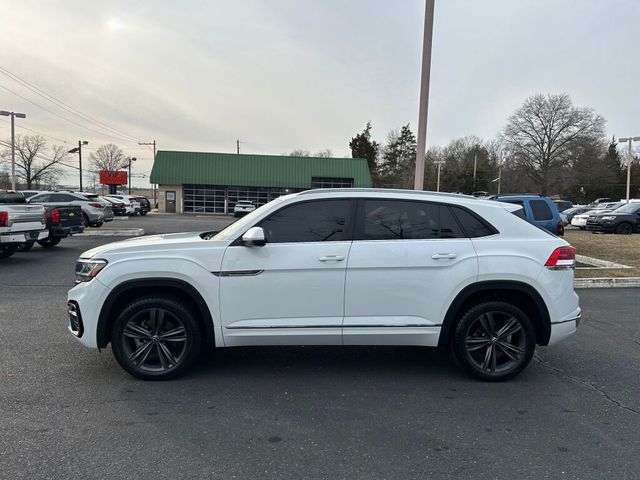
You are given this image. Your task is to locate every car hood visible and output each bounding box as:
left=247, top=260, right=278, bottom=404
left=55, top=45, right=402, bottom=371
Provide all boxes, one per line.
left=80, top=231, right=225, bottom=259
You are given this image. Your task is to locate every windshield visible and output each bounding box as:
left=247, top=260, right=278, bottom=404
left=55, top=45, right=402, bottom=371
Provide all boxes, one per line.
left=213, top=197, right=286, bottom=241
left=612, top=202, right=640, bottom=214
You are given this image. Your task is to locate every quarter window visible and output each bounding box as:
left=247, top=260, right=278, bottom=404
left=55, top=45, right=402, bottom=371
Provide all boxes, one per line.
left=530, top=200, right=553, bottom=221
left=450, top=207, right=496, bottom=237
left=260, top=200, right=352, bottom=243
left=361, top=200, right=464, bottom=240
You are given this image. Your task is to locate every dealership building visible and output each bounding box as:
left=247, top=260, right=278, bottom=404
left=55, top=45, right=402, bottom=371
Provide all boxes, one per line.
left=150, top=150, right=373, bottom=214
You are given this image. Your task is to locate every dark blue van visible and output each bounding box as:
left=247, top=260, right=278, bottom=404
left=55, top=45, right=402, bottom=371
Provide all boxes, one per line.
left=490, top=194, right=564, bottom=236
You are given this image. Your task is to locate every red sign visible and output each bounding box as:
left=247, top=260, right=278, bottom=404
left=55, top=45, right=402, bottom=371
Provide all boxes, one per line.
left=99, top=170, right=128, bottom=185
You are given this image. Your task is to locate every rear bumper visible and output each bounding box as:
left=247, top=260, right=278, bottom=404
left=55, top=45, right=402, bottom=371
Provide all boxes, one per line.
left=50, top=224, right=84, bottom=238
left=0, top=230, right=48, bottom=243
left=547, top=308, right=581, bottom=346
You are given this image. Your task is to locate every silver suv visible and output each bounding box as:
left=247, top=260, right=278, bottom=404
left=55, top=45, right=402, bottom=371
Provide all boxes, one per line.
left=28, top=192, right=114, bottom=228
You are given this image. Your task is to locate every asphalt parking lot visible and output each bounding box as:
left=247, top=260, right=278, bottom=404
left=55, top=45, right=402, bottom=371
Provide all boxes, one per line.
left=1, top=215, right=639, bottom=479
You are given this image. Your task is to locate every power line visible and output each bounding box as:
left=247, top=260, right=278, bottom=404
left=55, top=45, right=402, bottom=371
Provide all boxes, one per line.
left=0, top=66, right=141, bottom=143
left=0, top=117, right=72, bottom=144
left=0, top=83, right=140, bottom=145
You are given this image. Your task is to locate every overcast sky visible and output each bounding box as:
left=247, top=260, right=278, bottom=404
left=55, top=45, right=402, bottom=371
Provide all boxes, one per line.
left=1, top=0, right=639, bottom=187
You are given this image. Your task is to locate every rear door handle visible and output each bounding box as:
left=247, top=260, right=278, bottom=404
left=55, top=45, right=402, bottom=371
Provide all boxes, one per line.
left=432, top=253, right=457, bottom=260
left=318, top=255, right=345, bottom=262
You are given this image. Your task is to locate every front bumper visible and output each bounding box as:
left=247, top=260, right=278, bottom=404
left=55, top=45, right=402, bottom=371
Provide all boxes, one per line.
left=586, top=221, right=615, bottom=232
left=67, top=278, right=112, bottom=348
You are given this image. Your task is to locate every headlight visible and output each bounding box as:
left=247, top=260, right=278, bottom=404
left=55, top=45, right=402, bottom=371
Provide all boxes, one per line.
left=600, top=216, right=615, bottom=221
left=75, top=259, right=108, bottom=282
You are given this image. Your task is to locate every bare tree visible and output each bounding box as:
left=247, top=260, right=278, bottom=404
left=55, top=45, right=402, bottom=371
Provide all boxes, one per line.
left=314, top=149, right=333, bottom=158
left=1, top=135, right=67, bottom=188
left=90, top=143, right=125, bottom=171
left=501, top=93, right=606, bottom=194
left=289, top=149, right=311, bottom=157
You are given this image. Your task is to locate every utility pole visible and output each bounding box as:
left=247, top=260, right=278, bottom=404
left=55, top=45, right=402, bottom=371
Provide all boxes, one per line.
left=619, top=136, right=640, bottom=203
left=237, top=139, right=240, bottom=154
left=139, top=140, right=156, bottom=206
left=414, top=0, right=436, bottom=191
left=127, top=157, right=137, bottom=194
left=0, top=110, right=27, bottom=191
left=435, top=160, right=445, bottom=192
left=67, top=140, right=88, bottom=191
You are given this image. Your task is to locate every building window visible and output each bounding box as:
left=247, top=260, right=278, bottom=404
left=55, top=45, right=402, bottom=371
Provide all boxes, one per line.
left=183, top=184, right=226, bottom=213
left=311, top=177, right=354, bottom=189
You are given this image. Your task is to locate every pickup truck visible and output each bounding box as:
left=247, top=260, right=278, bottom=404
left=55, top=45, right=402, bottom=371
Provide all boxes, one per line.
left=20, top=203, right=85, bottom=250
left=0, top=191, right=48, bottom=258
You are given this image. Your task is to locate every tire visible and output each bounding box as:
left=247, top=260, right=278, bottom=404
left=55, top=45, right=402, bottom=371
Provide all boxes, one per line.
left=579, top=226, right=585, bottom=230
left=452, top=301, right=536, bottom=382
left=16, top=241, right=35, bottom=252
left=140, top=211, right=147, bottom=216
left=110, top=296, right=203, bottom=380
left=614, top=222, right=633, bottom=235
left=37, top=237, right=61, bottom=248
left=0, top=244, right=18, bottom=258
left=89, top=221, right=104, bottom=228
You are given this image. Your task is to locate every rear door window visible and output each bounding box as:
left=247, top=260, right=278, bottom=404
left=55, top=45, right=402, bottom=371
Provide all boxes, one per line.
left=530, top=200, right=553, bottom=221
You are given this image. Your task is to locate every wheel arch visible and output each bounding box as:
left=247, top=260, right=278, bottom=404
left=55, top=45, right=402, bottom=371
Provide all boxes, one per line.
left=97, top=278, right=215, bottom=349
left=439, top=281, right=551, bottom=348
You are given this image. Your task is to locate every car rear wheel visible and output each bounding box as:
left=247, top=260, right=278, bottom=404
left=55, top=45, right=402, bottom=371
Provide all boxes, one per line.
left=452, top=301, right=535, bottom=381
left=37, top=237, right=61, bottom=248
left=140, top=211, right=147, bottom=216
left=615, top=222, right=633, bottom=235
left=111, top=296, right=203, bottom=380
left=89, top=221, right=104, bottom=228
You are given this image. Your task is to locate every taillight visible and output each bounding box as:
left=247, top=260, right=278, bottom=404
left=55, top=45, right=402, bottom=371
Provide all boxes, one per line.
left=89, top=202, right=104, bottom=208
left=51, top=208, right=61, bottom=223
left=556, top=221, right=564, bottom=236
left=545, top=246, right=576, bottom=270
left=0, top=211, right=8, bottom=227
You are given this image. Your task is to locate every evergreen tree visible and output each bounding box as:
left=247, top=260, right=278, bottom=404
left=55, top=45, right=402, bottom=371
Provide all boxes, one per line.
left=349, top=122, right=379, bottom=185
left=378, top=124, right=416, bottom=188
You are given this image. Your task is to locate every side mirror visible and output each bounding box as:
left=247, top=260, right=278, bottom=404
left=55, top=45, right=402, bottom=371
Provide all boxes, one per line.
left=242, top=226, right=266, bottom=247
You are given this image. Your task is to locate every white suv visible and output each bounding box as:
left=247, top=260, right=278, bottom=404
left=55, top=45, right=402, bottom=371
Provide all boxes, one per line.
left=67, top=189, right=580, bottom=381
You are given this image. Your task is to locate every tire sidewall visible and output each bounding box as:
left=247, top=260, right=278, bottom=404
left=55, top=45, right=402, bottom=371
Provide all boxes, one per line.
left=615, top=222, right=632, bottom=235
left=452, top=301, right=536, bottom=381
left=111, top=297, right=203, bottom=380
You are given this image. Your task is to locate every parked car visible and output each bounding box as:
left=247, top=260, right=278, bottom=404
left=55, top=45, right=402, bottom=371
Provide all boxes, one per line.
left=105, top=195, right=141, bottom=216
left=132, top=196, right=151, bottom=215
left=562, top=206, right=590, bottom=224
left=68, top=189, right=580, bottom=382
left=553, top=200, right=573, bottom=213
left=571, top=202, right=624, bottom=229
left=101, top=196, right=127, bottom=216
left=27, top=191, right=114, bottom=227
left=19, top=190, right=44, bottom=199
left=233, top=200, right=256, bottom=217
left=19, top=203, right=85, bottom=250
left=0, top=191, right=47, bottom=258
left=489, top=194, right=564, bottom=235
left=585, top=201, right=640, bottom=234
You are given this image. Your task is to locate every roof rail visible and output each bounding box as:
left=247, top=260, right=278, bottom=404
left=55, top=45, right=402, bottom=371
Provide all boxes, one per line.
left=491, top=193, right=544, bottom=197
left=297, top=188, right=475, bottom=199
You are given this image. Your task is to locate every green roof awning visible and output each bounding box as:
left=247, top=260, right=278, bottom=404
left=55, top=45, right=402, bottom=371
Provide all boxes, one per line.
left=149, top=151, right=372, bottom=188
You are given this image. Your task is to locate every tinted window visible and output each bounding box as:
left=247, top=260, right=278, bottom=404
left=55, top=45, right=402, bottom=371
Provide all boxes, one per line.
left=530, top=200, right=553, bottom=221
left=30, top=194, right=51, bottom=203
left=450, top=206, right=495, bottom=237
left=0, top=192, right=26, bottom=204
left=362, top=200, right=463, bottom=240
left=50, top=193, right=71, bottom=202
left=260, top=200, right=351, bottom=243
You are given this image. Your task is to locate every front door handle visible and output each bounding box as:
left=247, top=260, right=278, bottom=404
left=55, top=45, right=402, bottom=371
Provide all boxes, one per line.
left=318, top=255, right=345, bottom=262
left=432, top=253, right=457, bottom=260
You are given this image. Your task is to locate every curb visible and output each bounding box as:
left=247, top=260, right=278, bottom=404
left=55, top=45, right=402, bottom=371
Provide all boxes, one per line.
left=77, top=228, right=144, bottom=237
left=575, top=277, right=640, bottom=289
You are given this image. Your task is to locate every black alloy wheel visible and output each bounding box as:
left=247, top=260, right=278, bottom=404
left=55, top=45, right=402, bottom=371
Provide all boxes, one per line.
left=453, top=301, right=535, bottom=381
left=615, top=222, right=633, bottom=235
left=111, top=296, right=202, bottom=380
left=37, top=237, right=61, bottom=248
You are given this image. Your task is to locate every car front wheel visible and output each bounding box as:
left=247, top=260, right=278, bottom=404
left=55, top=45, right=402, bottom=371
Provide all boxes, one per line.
left=615, top=222, right=633, bottom=235
left=111, top=296, right=203, bottom=380
left=452, top=301, right=535, bottom=381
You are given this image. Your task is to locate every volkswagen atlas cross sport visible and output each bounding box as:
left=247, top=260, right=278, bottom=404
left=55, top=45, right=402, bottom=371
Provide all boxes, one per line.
left=67, top=189, right=581, bottom=381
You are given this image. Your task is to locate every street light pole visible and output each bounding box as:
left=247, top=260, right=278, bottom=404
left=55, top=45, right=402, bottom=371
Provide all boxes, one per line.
left=0, top=110, right=27, bottom=191
left=68, top=141, right=88, bottom=191
left=434, top=160, right=445, bottom=192
left=127, top=157, right=137, bottom=194
left=414, top=0, right=436, bottom=191
left=139, top=140, right=156, bottom=205
left=619, top=136, right=640, bottom=203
